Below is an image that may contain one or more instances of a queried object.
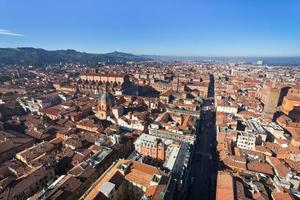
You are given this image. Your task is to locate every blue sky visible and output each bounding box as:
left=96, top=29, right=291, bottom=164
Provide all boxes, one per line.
left=0, top=0, right=300, bottom=56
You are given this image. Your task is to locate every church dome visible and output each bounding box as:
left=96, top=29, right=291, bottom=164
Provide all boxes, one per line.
left=100, top=91, right=115, bottom=104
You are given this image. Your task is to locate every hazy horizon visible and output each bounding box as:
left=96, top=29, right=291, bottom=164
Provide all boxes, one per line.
left=2, top=46, right=300, bottom=59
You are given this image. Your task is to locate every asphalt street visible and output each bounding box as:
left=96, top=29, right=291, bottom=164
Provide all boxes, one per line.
left=187, top=74, right=217, bottom=200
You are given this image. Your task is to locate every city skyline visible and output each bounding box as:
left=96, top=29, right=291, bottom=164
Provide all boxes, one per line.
left=1, top=0, right=300, bottom=57
left=1, top=1, right=300, bottom=200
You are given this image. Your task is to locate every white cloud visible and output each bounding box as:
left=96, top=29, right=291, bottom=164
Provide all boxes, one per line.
left=0, top=29, right=24, bottom=36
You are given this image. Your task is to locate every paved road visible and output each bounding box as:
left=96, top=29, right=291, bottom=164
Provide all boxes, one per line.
left=187, top=110, right=216, bottom=200
left=164, top=142, right=191, bottom=200
left=187, top=74, right=217, bottom=200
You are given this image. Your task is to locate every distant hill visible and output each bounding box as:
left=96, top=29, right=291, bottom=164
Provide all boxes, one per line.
left=0, top=47, right=149, bottom=66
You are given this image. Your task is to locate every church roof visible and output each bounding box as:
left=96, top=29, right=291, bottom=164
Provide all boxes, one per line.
left=100, top=91, right=115, bottom=104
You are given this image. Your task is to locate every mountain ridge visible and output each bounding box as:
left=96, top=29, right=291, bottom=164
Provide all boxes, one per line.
left=0, top=47, right=149, bottom=66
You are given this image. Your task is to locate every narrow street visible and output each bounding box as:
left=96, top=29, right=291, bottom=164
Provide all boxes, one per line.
left=187, top=74, right=217, bottom=200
